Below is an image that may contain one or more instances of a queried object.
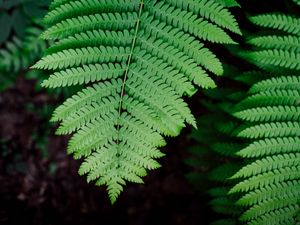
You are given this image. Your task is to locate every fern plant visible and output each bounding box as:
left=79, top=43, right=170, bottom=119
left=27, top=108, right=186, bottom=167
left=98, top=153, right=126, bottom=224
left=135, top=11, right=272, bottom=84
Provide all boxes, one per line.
left=228, top=12, right=300, bottom=225
left=0, top=0, right=50, bottom=91
left=34, top=0, right=240, bottom=202
left=0, top=0, right=50, bottom=44
left=0, top=26, right=47, bottom=73
left=187, top=2, right=300, bottom=224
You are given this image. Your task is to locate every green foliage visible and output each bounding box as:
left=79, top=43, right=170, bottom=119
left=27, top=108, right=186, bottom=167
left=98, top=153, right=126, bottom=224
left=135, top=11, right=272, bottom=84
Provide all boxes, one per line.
left=0, top=26, right=47, bottom=73
left=0, top=0, right=50, bottom=44
left=7, top=0, right=296, bottom=221
left=242, top=14, right=300, bottom=73
left=293, top=0, right=300, bottom=5
left=35, top=0, right=240, bottom=203
left=228, top=11, right=300, bottom=225
left=0, top=0, right=50, bottom=91
left=214, top=0, right=240, bottom=7
left=249, top=14, right=300, bottom=35
left=187, top=3, right=300, bottom=225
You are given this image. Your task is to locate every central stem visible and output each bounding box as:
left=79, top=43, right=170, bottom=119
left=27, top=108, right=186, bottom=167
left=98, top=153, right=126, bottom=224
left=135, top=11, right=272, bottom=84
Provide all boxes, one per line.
left=116, top=0, right=145, bottom=146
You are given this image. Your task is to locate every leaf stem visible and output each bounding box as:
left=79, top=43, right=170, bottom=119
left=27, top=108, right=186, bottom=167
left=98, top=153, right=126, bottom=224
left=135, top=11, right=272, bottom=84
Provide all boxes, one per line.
left=116, top=1, right=144, bottom=146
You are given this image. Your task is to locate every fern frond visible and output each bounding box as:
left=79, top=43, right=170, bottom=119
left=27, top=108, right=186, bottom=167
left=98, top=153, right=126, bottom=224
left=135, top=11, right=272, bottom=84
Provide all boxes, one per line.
left=41, top=12, right=137, bottom=40
left=45, top=30, right=133, bottom=55
left=56, top=97, right=119, bottom=135
left=249, top=14, right=300, bottom=36
left=247, top=35, right=300, bottom=52
left=144, top=1, right=236, bottom=44
left=230, top=166, right=300, bottom=193
left=238, top=90, right=300, bottom=108
left=234, top=106, right=300, bottom=122
left=42, top=63, right=126, bottom=88
left=141, top=19, right=224, bottom=75
left=51, top=80, right=121, bottom=121
left=237, top=122, right=300, bottom=139
left=36, top=0, right=240, bottom=202
left=0, top=27, right=47, bottom=72
left=44, top=0, right=140, bottom=25
left=242, top=49, right=300, bottom=71
left=33, top=46, right=129, bottom=70
left=237, top=180, right=300, bottom=206
left=236, top=137, right=300, bottom=158
left=249, top=76, right=300, bottom=93
left=246, top=204, right=299, bottom=225
left=232, top=153, right=300, bottom=179
left=162, top=0, right=241, bottom=34
left=240, top=196, right=299, bottom=221
left=191, top=8, right=300, bottom=225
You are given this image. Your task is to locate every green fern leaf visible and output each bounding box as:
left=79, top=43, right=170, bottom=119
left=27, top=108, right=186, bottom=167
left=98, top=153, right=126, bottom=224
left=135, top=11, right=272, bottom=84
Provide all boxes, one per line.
left=242, top=49, right=300, bottom=71
left=240, top=198, right=299, bottom=222
left=35, top=0, right=240, bottom=202
left=237, top=122, right=300, bottom=139
left=247, top=205, right=299, bottom=225
left=232, top=153, right=300, bottom=179
left=44, top=0, right=140, bottom=25
left=247, top=35, right=300, bottom=52
left=234, top=106, right=300, bottom=122
left=230, top=166, right=300, bottom=193
left=249, top=76, right=300, bottom=94
left=0, top=27, right=47, bottom=72
left=236, top=137, right=300, bottom=158
left=238, top=90, right=300, bottom=108
left=189, top=9, right=300, bottom=225
left=237, top=180, right=300, bottom=206
left=249, top=14, right=300, bottom=36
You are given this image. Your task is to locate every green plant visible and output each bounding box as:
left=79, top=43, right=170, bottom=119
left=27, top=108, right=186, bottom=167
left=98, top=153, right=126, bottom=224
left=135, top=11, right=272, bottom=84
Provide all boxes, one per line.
left=34, top=0, right=241, bottom=202
left=0, top=0, right=50, bottom=91
left=189, top=8, right=300, bottom=225
left=229, top=13, right=300, bottom=225
left=0, top=26, right=47, bottom=73
left=0, top=0, right=50, bottom=44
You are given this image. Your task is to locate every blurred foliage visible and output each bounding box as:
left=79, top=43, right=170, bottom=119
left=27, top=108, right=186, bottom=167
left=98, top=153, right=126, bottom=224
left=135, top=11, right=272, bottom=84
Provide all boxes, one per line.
left=0, top=0, right=50, bottom=43
left=0, top=0, right=50, bottom=91
left=186, top=65, right=247, bottom=224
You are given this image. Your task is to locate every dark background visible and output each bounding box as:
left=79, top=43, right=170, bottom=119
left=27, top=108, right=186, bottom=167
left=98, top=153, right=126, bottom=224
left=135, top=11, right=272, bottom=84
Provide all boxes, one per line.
left=0, top=77, right=210, bottom=225
left=0, top=1, right=296, bottom=225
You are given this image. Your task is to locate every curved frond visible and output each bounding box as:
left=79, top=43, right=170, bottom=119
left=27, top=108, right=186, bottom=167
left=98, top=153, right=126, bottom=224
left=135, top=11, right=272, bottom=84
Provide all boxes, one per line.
left=228, top=11, right=300, bottom=224
left=35, top=0, right=240, bottom=203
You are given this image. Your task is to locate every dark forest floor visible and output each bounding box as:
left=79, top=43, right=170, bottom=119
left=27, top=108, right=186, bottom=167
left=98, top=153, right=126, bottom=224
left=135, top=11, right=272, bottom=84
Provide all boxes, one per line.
left=0, top=77, right=213, bottom=225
